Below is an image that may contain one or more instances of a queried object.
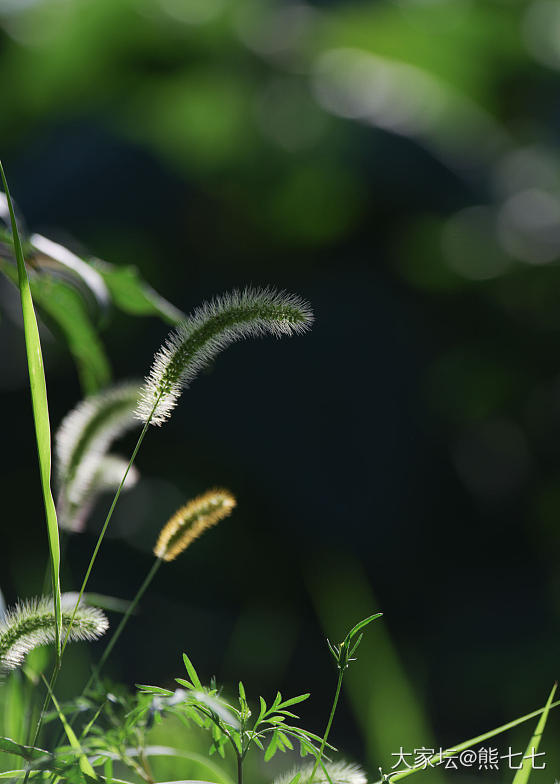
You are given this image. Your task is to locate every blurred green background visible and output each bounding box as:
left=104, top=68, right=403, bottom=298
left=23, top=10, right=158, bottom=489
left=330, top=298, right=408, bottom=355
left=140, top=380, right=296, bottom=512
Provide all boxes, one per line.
left=0, top=0, right=559, bottom=780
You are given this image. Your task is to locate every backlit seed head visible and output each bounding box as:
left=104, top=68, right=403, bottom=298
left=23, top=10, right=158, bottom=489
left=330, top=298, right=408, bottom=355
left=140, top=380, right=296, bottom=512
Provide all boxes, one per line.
left=154, top=489, right=236, bottom=562
left=0, top=594, right=108, bottom=673
left=274, top=762, right=367, bottom=784
left=137, top=287, right=314, bottom=426
left=55, top=382, right=142, bottom=531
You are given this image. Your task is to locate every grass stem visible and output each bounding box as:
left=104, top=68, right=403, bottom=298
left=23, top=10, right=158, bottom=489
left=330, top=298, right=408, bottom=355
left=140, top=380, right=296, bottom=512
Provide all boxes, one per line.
left=309, top=669, right=344, bottom=784
left=88, top=557, right=163, bottom=689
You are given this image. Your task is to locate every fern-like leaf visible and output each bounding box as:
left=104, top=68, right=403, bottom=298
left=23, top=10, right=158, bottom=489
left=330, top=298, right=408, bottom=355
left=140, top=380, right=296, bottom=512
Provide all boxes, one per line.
left=137, top=287, right=314, bottom=425
left=0, top=594, right=108, bottom=672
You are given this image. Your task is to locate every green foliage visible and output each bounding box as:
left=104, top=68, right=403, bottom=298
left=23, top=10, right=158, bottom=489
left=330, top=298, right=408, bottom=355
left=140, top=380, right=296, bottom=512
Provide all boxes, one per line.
left=137, top=653, right=325, bottom=781
left=326, top=613, right=383, bottom=672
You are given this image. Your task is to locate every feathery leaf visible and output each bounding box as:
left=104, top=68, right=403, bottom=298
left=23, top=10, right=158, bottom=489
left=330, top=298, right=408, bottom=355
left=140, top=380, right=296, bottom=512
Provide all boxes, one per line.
left=137, top=287, right=314, bottom=425
left=0, top=594, right=108, bottom=673
left=154, top=489, right=236, bottom=562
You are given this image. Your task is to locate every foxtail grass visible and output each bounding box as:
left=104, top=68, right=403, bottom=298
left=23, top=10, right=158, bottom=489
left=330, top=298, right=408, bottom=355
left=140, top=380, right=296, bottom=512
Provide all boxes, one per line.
left=154, top=488, right=236, bottom=561
left=275, top=762, right=367, bottom=784
left=137, top=287, right=313, bottom=425
left=0, top=595, right=108, bottom=674
left=80, top=489, right=236, bottom=698
left=56, top=382, right=142, bottom=532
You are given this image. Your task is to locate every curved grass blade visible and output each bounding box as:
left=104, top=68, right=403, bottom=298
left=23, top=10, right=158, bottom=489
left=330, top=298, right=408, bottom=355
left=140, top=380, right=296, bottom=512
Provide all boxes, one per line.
left=381, top=698, right=560, bottom=783
left=0, top=163, right=62, bottom=663
left=40, top=674, right=96, bottom=779
left=512, top=683, right=556, bottom=784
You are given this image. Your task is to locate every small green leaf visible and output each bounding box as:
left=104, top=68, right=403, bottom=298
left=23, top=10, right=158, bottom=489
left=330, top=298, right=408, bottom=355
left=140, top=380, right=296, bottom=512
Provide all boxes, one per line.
left=265, top=732, right=278, bottom=761
left=136, top=685, right=174, bottom=697
left=176, top=677, right=195, bottom=690
left=182, top=653, right=203, bottom=690
left=277, top=694, right=310, bottom=710
left=344, top=613, right=383, bottom=644
left=278, top=731, right=293, bottom=750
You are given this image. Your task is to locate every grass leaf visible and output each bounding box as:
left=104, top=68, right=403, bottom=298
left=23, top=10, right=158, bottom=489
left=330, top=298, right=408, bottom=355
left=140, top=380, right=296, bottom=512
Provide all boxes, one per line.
left=383, top=698, right=560, bottom=782
left=0, top=163, right=62, bottom=662
left=512, top=683, right=556, bottom=784
left=40, top=674, right=97, bottom=778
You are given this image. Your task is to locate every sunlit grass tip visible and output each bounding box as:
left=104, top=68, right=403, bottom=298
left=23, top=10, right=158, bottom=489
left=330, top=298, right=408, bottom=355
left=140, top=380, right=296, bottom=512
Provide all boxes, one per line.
left=274, top=761, right=367, bottom=784
left=0, top=593, right=108, bottom=673
left=55, top=381, right=142, bottom=530
left=154, top=488, right=237, bottom=562
left=137, top=287, right=314, bottom=426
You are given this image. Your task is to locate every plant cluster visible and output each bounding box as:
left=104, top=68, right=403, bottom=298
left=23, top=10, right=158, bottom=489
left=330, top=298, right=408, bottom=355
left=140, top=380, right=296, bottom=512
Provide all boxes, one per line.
left=0, top=165, right=557, bottom=784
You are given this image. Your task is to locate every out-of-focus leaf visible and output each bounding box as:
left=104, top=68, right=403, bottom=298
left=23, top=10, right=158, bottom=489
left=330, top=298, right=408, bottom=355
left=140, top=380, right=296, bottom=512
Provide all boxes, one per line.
left=0, top=736, right=48, bottom=761
left=0, top=255, right=110, bottom=394
left=31, top=234, right=110, bottom=316
left=91, top=259, right=184, bottom=324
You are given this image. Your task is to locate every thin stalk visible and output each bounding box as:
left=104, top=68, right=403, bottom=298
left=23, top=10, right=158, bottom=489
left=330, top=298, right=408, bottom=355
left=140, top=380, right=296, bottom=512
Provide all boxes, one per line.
left=54, top=556, right=163, bottom=752
left=61, top=416, right=151, bottom=655
left=25, top=408, right=156, bottom=762
left=87, top=557, right=162, bottom=690
left=237, top=754, right=243, bottom=784
left=309, top=669, right=344, bottom=784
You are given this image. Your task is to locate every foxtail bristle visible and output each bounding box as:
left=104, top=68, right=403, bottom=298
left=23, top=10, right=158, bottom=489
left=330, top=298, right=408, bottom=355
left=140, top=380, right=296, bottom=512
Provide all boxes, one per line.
left=137, top=287, right=314, bottom=426
left=0, top=594, right=108, bottom=673
left=273, top=762, right=367, bottom=784
left=56, top=382, right=142, bottom=531
left=154, top=489, right=236, bottom=562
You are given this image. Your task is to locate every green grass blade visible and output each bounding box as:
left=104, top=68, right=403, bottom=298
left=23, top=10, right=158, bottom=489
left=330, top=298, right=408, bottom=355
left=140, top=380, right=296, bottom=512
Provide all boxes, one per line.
left=0, top=163, right=62, bottom=661
left=40, top=674, right=96, bottom=779
left=382, top=698, right=560, bottom=782
left=512, top=683, right=556, bottom=784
